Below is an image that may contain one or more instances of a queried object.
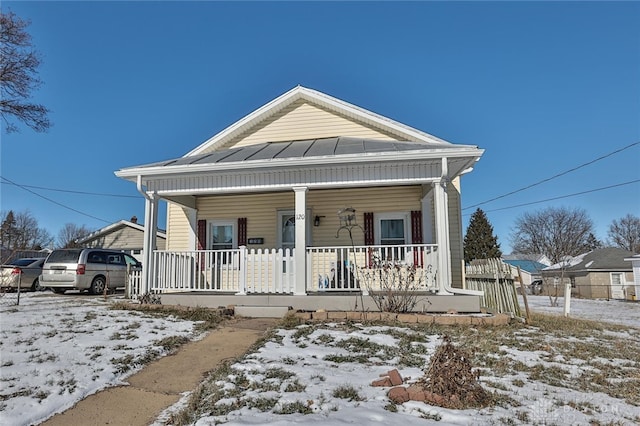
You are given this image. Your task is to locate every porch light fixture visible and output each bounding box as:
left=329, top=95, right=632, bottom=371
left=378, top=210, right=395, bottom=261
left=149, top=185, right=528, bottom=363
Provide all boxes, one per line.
left=337, top=207, right=357, bottom=227
left=314, top=215, right=325, bottom=227
left=336, top=207, right=362, bottom=240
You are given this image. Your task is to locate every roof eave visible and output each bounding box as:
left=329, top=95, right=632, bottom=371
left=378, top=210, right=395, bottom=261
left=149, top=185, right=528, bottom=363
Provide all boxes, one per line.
left=116, top=147, right=484, bottom=181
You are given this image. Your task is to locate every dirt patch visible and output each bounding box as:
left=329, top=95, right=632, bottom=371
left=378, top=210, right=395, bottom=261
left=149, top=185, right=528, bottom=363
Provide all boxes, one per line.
left=41, top=317, right=278, bottom=426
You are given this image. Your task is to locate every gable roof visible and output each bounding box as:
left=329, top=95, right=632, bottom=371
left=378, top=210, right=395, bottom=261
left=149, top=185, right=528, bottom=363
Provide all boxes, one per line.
left=544, top=247, right=635, bottom=272
left=502, top=259, right=548, bottom=274
left=78, top=220, right=166, bottom=244
left=187, top=85, right=452, bottom=157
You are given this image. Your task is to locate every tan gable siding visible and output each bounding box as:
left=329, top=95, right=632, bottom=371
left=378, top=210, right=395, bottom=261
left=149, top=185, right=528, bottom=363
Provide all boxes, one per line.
left=167, top=203, right=191, bottom=250
left=84, top=225, right=166, bottom=251
left=193, top=186, right=422, bottom=249
left=84, top=226, right=142, bottom=249
left=448, top=179, right=464, bottom=288
left=223, top=100, right=402, bottom=149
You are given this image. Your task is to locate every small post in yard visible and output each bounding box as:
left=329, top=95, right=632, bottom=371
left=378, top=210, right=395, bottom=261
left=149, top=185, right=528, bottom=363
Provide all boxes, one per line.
left=563, top=282, right=571, bottom=317
left=517, top=267, right=531, bottom=324
left=16, top=268, right=22, bottom=306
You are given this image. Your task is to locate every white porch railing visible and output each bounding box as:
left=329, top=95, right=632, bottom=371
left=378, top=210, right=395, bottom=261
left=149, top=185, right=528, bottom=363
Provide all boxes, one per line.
left=139, top=244, right=438, bottom=296
left=307, top=244, right=439, bottom=293
left=148, top=248, right=295, bottom=295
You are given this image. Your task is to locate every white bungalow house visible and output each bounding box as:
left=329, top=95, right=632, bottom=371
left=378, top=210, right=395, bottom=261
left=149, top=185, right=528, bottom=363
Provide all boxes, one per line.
left=115, top=86, right=485, bottom=312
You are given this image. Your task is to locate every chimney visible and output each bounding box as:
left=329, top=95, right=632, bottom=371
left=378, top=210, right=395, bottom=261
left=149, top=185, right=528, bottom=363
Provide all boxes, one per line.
left=130, top=216, right=138, bottom=224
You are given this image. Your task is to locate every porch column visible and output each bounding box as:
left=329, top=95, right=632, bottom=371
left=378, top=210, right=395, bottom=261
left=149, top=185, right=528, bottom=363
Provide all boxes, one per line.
left=142, top=192, right=159, bottom=294
left=186, top=207, right=197, bottom=250
left=433, top=178, right=452, bottom=295
left=293, top=186, right=308, bottom=295
left=421, top=185, right=434, bottom=244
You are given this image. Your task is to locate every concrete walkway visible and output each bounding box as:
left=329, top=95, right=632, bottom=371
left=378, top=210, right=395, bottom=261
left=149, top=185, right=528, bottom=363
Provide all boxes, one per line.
left=41, top=318, right=278, bottom=426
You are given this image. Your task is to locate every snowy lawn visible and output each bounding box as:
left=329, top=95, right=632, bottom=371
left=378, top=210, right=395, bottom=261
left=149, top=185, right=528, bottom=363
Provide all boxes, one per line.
left=0, top=292, right=215, bottom=426
left=1, top=293, right=639, bottom=426
left=160, top=297, right=640, bottom=426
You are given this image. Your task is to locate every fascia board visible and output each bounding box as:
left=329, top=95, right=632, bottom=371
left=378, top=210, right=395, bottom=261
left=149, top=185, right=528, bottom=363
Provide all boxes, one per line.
left=79, top=220, right=166, bottom=242
left=116, top=147, right=484, bottom=180
left=186, top=87, right=304, bottom=157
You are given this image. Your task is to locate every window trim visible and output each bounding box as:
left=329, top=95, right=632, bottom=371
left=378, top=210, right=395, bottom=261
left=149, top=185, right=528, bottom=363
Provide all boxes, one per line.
left=207, top=220, right=237, bottom=250
left=374, top=212, right=410, bottom=246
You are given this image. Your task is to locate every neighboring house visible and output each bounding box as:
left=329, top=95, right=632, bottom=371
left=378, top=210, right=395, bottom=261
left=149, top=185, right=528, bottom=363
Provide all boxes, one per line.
left=114, top=86, right=485, bottom=312
left=501, top=258, right=549, bottom=285
left=542, top=248, right=636, bottom=300
left=78, top=217, right=166, bottom=262
left=624, top=254, right=640, bottom=301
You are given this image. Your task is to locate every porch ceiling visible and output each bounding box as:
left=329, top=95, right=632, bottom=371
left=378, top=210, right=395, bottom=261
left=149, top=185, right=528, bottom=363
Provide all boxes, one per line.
left=116, top=137, right=483, bottom=195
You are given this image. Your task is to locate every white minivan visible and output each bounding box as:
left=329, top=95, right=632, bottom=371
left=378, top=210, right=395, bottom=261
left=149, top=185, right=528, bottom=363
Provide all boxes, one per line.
left=40, top=248, right=141, bottom=294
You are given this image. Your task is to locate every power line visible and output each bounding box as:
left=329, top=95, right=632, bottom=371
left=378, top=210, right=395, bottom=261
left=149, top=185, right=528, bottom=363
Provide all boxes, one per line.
left=464, top=179, right=640, bottom=215
left=463, top=141, right=640, bottom=211
left=0, top=179, right=139, bottom=198
left=0, top=176, right=113, bottom=224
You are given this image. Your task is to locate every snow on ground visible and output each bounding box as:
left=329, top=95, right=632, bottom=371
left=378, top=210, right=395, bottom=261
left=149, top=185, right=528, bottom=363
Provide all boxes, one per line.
left=0, top=292, right=200, bottom=426
left=1, top=292, right=639, bottom=426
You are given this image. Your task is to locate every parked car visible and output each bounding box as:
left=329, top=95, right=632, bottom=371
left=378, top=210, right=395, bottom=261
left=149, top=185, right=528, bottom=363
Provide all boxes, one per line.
left=527, top=279, right=544, bottom=295
left=39, top=248, right=141, bottom=295
left=0, top=257, right=47, bottom=292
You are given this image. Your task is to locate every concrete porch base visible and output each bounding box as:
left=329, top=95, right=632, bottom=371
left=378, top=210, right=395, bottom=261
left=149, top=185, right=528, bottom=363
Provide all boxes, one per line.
left=158, top=292, right=481, bottom=316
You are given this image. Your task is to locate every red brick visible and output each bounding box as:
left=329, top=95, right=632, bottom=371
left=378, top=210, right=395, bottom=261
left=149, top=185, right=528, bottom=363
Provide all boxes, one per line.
left=407, top=385, right=426, bottom=402
left=371, top=377, right=392, bottom=387
left=387, top=369, right=404, bottom=386
left=388, top=386, right=409, bottom=404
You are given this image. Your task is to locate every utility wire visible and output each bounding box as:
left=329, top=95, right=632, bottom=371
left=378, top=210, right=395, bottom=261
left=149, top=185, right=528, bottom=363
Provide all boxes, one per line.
left=1, top=176, right=113, bottom=224
left=465, top=179, right=640, bottom=215
left=463, top=141, right=640, bottom=211
left=0, top=179, right=139, bottom=198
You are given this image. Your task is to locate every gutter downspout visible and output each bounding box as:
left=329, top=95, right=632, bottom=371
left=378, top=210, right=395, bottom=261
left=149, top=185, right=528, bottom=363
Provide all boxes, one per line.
left=137, top=176, right=158, bottom=296
left=436, top=158, right=483, bottom=297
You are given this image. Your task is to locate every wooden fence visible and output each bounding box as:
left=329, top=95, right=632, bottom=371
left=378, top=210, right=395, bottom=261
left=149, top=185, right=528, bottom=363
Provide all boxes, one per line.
left=465, top=258, right=522, bottom=317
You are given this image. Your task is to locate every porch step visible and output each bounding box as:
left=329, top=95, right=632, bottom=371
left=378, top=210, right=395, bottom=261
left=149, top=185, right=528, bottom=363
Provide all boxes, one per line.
left=234, top=305, right=291, bottom=318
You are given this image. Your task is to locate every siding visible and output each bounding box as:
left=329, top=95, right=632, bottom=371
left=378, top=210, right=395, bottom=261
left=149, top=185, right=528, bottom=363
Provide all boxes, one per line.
left=447, top=178, right=464, bottom=288
left=167, top=203, right=192, bottom=250
left=191, top=186, right=423, bottom=250
left=222, top=100, right=402, bottom=149
left=84, top=226, right=166, bottom=251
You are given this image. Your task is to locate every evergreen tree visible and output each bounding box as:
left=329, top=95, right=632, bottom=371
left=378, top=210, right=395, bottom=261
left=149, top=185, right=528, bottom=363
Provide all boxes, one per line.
left=464, top=208, right=502, bottom=263
left=583, top=232, right=603, bottom=251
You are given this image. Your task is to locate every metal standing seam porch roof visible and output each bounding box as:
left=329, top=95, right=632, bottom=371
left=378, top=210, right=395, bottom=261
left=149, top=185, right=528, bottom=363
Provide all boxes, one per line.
left=118, top=136, right=482, bottom=172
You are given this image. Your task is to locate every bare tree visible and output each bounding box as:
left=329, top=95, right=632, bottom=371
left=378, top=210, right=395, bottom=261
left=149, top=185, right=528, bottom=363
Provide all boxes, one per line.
left=510, top=206, right=594, bottom=264
left=57, top=223, right=92, bottom=248
left=607, top=214, right=640, bottom=253
left=0, top=209, right=52, bottom=250
left=0, top=10, right=51, bottom=132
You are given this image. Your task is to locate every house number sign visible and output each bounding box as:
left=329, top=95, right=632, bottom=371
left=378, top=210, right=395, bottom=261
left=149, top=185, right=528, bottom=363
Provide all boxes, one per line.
left=296, top=213, right=305, bottom=220
left=247, top=238, right=264, bottom=244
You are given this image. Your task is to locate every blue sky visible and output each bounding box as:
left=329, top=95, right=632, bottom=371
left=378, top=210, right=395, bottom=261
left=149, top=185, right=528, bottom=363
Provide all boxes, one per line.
left=1, top=1, right=639, bottom=253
